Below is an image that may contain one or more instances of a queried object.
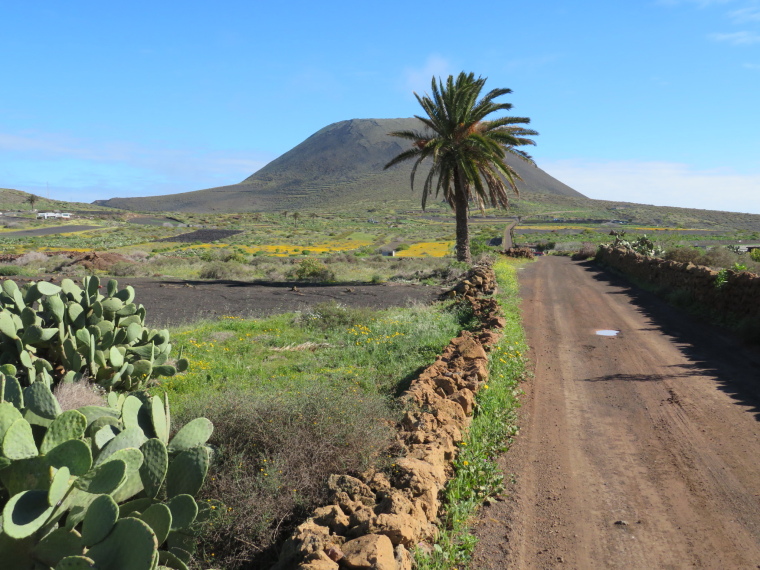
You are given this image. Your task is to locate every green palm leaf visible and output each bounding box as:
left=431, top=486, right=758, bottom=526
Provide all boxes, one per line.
left=384, top=71, right=538, bottom=261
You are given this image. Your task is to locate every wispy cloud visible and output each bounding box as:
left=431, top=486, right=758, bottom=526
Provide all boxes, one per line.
left=402, top=55, right=453, bottom=96
left=0, top=129, right=273, bottom=202
left=729, top=5, right=760, bottom=22
left=743, top=62, right=760, bottom=68
left=709, top=30, right=760, bottom=43
left=657, top=0, right=735, bottom=7
left=542, top=159, right=760, bottom=215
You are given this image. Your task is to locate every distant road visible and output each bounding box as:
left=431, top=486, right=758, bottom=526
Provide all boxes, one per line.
left=0, top=225, right=100, bottom=238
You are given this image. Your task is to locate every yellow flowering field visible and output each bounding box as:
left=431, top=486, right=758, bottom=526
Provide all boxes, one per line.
left=394, top=241, right=454, bottom=257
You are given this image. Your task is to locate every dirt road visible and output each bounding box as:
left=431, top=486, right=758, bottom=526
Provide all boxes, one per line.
left=473, top=256, right=760, bottom=569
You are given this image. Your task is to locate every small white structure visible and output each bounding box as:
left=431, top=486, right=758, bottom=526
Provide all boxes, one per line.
left=37, top=212, right=72, bottom=219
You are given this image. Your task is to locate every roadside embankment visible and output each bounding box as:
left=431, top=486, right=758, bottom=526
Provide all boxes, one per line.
left=272, top=264, right=513, bottom=570
left=596, top=245, right=760, bottom=323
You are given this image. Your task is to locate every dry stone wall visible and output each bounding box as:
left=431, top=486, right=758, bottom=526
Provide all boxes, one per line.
left=273, top=265, right=504, bottom=570
left=596, top=246, right=760, bottom=322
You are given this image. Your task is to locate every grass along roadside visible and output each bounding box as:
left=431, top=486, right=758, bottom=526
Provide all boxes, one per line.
left=415, top=258, right=528, bottom=568
left=160, top=300, right=476, bottom=568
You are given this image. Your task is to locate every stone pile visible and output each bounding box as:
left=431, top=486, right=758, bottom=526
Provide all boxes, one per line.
left=273, top=265, right=505, bottom=570
left=442, top=264, right=498, bottom=301
left=502, top=247, right=534, bottom=259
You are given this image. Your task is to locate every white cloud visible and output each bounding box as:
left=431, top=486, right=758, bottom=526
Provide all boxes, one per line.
left=541, top=159, right=760, bottom=214
left=657, top=0, right=735, bottom=7
left=0, top=128, right=273, bottom=202
left=709, top=30, right=760, bottom=43
left=743, top=62, right=760, bottom=68
left=729, top=5, right=760, bottom=22
left=402, top=55, right=453, bottom=96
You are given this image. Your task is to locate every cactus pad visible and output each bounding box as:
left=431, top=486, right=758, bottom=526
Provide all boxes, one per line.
left=41, top=410, right=87, bottom=454
left=81, top=494, right=119, bottom=547
left=32, top=526, right=84, bottom=566
left=166, top=494, right=198, bottom=530
left=74, top=459, right=127, bottom=495
left=2, top=418, right=39, bottom=460
left=46, top=439, right=93, bottom=476
left=166, top=446, right=210, bottom=498
left=140, top=502, right=172, bottom=545
left=24, top=382, right=62, bottom=420
left=140, top=438, right=168, bottom=499
left=85, top=517, right=158, bottom=570
left=2, top=489, right=55, bottom=538
left=167, top=417, right=213, bottom=454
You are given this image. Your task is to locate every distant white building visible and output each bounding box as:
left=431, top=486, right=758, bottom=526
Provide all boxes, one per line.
left=37, top=212, right=72, bottom=219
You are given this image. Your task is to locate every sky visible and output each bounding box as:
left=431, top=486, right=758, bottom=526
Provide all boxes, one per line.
left=1, top=0, right=758, bottom=213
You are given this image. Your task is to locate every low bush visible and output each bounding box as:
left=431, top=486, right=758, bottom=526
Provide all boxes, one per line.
left=300, top=300, right=376, bottom=331
left=177, top=385, right=396, bottom=568
left=572, top=242, right=597, bottom=260
left=663, top=246, right=702, bottom=264
left=701, top=246, right=740, bottom=270
left=0, top=264, right=26, bottom=276
left=13, top=250, right=47, bottom=266
left=289, top=258, right=335, bottom=282
left=199, top=260, right=247, bottom=280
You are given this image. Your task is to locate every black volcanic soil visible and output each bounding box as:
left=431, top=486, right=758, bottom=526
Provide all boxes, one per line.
left=154, top=229, right=242, bottom=243
left=115, top=278, right=440, bottom=328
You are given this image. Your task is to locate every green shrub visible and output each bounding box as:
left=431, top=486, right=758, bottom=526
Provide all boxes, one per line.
left=0, top=264, right=27, bottom=276
left=469, top=236, right=494, bottom=257
left=300, top=301, right=376, bottom=331
left=290, top=258, right=335, bottom=282
left=702, top=247, right=740, bottom=269
left=198, top=261, right=246, bottom=280
left=750, top=249, right=760, bottom=263
left=663, top=247, right=702, bottom=264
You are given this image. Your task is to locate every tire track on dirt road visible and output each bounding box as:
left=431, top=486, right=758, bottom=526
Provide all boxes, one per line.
left=473, top=256, right=760, bottom=569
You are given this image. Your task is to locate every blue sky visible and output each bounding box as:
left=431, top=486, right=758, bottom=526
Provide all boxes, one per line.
left=1, top=0, right=758, bottom=213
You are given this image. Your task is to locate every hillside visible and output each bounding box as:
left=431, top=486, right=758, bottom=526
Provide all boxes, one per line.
left=94, top=118, right=585, bottom=213
left=0, top=188, right=116, bottom=214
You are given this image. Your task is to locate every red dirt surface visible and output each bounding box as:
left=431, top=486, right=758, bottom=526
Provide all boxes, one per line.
left=473, top=256, right=760, bottom=568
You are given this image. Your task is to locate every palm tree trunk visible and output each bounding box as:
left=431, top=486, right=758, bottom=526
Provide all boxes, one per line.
left=453, top=171, right=471, bottom=263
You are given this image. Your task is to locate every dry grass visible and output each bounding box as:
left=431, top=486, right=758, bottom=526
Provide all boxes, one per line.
left=53, top=380, right=106, bottom=410
left=176, top=385, right=396, bottom=568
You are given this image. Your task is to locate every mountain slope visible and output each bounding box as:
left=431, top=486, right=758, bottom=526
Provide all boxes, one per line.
left=95, top=118, right=585, bottom=213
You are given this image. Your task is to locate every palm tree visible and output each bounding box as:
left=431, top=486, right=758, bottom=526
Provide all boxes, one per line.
left=26, top=194, right=40, bottom=211
left=384, top=72, right=538, bottom=262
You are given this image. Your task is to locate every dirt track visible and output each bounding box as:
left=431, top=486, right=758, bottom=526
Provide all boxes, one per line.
left=473, top=256, right=760, bottom=569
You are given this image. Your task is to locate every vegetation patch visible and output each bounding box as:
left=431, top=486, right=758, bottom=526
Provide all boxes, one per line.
left=165, top=301, right=470, bottom=567
left=415, top=258, right=528, bottom=569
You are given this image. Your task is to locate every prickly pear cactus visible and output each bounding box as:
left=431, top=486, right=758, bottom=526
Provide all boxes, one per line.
left=0, top=381, right=213, bottom=570
left=0, top=276, right=189, bottom=391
